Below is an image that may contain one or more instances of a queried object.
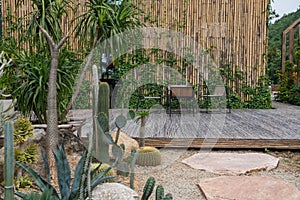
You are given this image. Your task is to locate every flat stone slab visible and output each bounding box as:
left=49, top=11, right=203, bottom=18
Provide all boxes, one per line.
left=198, top=176, right=300, bottom=200
left=182, top=152, right=279, bottom=175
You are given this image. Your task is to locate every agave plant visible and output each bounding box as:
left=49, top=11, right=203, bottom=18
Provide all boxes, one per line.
left=15, top=143, right=119, bottom=199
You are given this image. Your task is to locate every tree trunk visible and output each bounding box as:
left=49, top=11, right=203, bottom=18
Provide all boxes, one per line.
left=46, top=48, right=59, bottom=185
left=39, top=25, right=69, bottom=186
left=139, top=116, right=146, bottom=147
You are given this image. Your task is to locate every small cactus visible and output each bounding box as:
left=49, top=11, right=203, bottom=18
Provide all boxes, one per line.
left=141, top=177, right=173, bottom=200
left=141, top=177, right=156, bottom=200
left=136, top=146, right=161, bottom=166
left=90, top=163, right=116, bottom=182
left=156, top=185, right=164, bottom=200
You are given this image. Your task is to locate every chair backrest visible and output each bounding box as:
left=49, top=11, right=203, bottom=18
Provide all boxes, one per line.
left=168, top=85, right=194, bottom=98
left=212, top=85, right=226, bottom=96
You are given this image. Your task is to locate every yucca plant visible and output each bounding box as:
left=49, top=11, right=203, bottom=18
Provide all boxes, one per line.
left=15, top=143, right=119, bottom=199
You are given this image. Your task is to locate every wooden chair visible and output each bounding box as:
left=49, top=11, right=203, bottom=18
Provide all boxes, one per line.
left=203, top=85, right=231, bottom=113
left=167, top=85, right=195, bottom=117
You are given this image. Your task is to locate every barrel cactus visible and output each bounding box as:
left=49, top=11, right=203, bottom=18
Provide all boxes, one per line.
left=90, top=163, right=116, bottom=182
left=136, top=146, right=161, bottom=166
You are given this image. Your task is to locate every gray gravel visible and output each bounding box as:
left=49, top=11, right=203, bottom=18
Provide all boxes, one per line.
left=133, top=149, right=300, bottom=200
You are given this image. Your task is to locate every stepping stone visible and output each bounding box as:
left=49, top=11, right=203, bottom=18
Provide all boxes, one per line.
left=198, top=175, right=300, bottom=200
left=182, top=152, right=279, bottom=175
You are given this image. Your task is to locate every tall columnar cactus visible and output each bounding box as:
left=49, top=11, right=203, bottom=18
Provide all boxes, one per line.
left=96, top=82, right=110, bottom=163
left=4, top=122, right=14, bottom=200
left=98, top=82, right=110, bottom=118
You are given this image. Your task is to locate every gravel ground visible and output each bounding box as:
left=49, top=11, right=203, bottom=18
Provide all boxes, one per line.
left=121, top=148, right=300, bottom=200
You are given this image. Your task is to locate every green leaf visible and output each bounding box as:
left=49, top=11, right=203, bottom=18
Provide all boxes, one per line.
left=16, top=161, right=59, bottom=198
left=70, top=151, right=88, bottom=199
left=53, top=144, right=71, bottom=199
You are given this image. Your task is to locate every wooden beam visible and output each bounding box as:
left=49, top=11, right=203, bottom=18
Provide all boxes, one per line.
left=289, top=29, right=294, bottom=63
left=283, top=17, right=300, bottom=35
left=137, top=138, right=300, bottom=150
left=282, top=32, right=287, bottom=74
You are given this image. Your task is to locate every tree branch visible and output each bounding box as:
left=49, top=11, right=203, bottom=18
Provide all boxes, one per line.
left=58, top=32, right=70, bottom=49
left=38, top=24, right=55, bottom=50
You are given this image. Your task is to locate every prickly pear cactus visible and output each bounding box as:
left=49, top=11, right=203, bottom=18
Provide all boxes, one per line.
left=136, top=146, right=161, bottom=166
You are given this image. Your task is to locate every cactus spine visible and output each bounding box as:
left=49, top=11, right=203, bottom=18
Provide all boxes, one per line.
left=4, top=122, right=14, bottom=200
left=97, top=82, right=110, bottom=163
left=141, top=177, right=156, bottom=200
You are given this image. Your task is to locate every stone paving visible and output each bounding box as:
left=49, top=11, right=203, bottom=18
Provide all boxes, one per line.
left=182, top=152, right=300, bottom=200
left=198, top=176, right=300, bottom=200
left=182, top=152, right=279, bottom=175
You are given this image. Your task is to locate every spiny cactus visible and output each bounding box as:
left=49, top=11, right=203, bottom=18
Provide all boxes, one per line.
left=141, top=177, right=173, bottom=200
left=136, top=146, right=161, bottom=166
left=156, top=185, right=173, bottom=200
left=90, top=163, right=116, bottom=182
left=96, top=81, right=110, bottom=163
left=98, top=82, right=110, bottom=119
left=141, top=177, right=156, bottom=200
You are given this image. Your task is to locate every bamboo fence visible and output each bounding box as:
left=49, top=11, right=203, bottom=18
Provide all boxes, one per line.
left=2, top=0, right=269, bottom=99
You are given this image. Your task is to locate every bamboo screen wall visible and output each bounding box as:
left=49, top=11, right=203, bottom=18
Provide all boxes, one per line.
left=2, top=0, right=269, bottom=96
left=133, top=0, right=269, bottom=91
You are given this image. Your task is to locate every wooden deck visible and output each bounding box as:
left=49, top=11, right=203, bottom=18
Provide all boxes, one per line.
left=109, top=102, right=300, bottom=149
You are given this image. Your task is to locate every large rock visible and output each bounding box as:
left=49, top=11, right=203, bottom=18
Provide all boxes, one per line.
left=182, top=152, right=279, bottom=175
left=198, top=175, right=300, bottom=200
left=90, top=183, right=139, bottom=200
left=109, top=132, right=139, bottom=159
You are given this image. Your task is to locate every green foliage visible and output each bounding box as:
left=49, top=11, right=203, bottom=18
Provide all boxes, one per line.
left=21, top=188, right=59, bottom=200
left=276, top=61, right=300, bottom=105
left=15, top=175, right=33, bottom=189
left=15, top=143, right=118, bottom=199
left=13, top=117, right=33, bottom=144
left=15, top=144, right=38, bottom=164
left=10, top=50, right=81, bottom=123
left=268, top=8, right=300, bottom=84
left=136, top=146, right=161, bottom=166
left=73, top=80, right=91, bottom=109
